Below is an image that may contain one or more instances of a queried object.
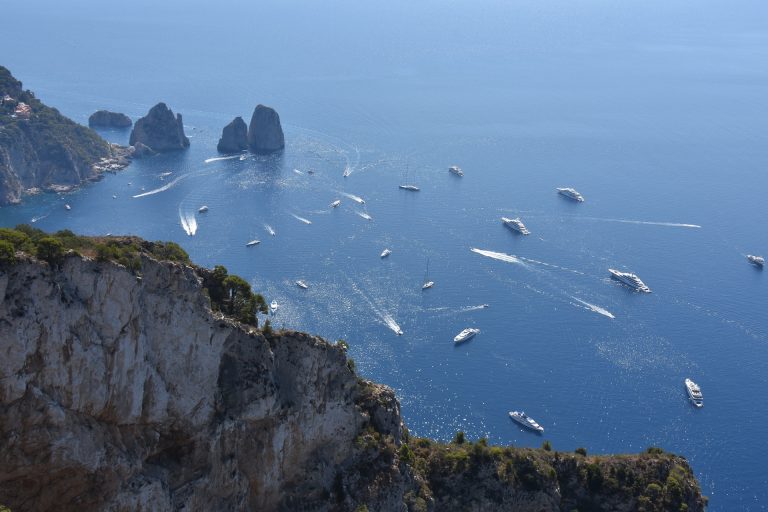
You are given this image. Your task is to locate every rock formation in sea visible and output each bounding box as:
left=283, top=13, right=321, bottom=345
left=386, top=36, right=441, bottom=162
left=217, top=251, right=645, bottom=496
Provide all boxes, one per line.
left=217, top=116, right=248, bottom=153
left=0, top=231, right=708, bottom=512
left=88, top=110, right=132, bottom=128
left=247, top=104, right=285, bottom=153
left=0, top=66, right=130, bottom=205
left=129, top=102, right=190, bottom=155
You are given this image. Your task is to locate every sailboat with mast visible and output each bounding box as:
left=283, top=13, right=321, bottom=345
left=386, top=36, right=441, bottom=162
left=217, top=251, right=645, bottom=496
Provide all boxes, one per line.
left=422, top=258, right=434, bottom=289
left=399, top=161, right=420, bottom=191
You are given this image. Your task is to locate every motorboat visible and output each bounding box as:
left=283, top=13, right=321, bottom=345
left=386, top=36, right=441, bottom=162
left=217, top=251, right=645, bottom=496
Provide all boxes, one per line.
left=398, top=184, right=420, bottom=191
left=508, top=411, right=544, bottom=433
left=449, top=165, right=464, bottom=177
left=343, top=167, right=351, bottom=177
left=270, top=300, right=279, bottom=314
left=608, top=269, right=651, bottom=293
left=454, top=328, right=480, bottom=343
left=381, top=249, right=392, bottom=258
left=359, top=212, right=373, bottom=221
left=556, top=187, right=584, bottom=202
left=296, top=280, right=309, bottom=289
left=64, top=204, right=71, bottom=211
left=330, top=200, right=341, bottom=208
left=246, top=240, right=260, bottom=247
left=685, top=378, right=703, bottom=408
left=747, top=255, right=764, bottom=268
left=422, top=259, right=434, bottom=290
left=239, top=154, right=247, bottom=161
left=502, top=217, right=530, bottom=235
left=198, top=205, right=209, bottom=213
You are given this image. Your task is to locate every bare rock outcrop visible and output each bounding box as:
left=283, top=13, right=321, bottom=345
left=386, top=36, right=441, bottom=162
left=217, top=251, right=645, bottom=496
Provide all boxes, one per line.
left=247, top=104, right=284, bottom=153
left=88, top=110, right=132, bottom=128
left=129, top=102, right=189, bottom=156
left=217, top=116, right=248, bottom=153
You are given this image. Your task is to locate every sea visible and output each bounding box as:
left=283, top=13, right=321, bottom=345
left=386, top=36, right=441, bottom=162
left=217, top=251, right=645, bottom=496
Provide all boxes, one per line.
left=2, top=1, right=767, bottom=508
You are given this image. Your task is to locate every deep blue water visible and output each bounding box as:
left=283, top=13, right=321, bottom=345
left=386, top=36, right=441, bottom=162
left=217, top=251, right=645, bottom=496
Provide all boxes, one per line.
left=2, top=1, right=768, bottom=508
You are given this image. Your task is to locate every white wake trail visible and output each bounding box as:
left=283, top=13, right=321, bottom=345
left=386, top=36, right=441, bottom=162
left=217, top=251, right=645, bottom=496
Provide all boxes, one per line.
left=470, top=248, right=524, bottom=265
left=517, top=256, right=585, bottom=275
left=178, top=208, right=197, bottom=236
left=264, top=224, right=276, bottom=236
left=291, top=213, right=312, bottom=225
left=571, top=297, right=615, bottom=319
left=341, top=192, right=365, bottom=204
left=348, top=279, right=402, bottom=335
left=204, top=155, right=240, bottom=163
left=133, top=175, right=187, bottom=198
left=582, top=217, right=701, bottom=229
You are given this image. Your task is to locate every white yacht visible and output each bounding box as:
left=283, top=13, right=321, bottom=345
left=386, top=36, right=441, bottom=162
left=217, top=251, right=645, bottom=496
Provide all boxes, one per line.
left=747, top=255, right=764, bottom=268
left=359, top=212, right=373, bottom=221
left=508, top=411, right=544, bottom=433
left=422, top=259, right=434, bottom=290
left=454, top=328, right=480, bottom=343
left=557, top=187, right=584, bottom=202
left=381, top=249, right=392, bottom=258
left=343, top=167, right=351, bottom=177
left=502, top=217, right=530, bottom=235
left=399, top=184, right=420, bottom=191
left=270, top=300, right=279, bottom=314
left=296, top=280, right=309, bottom=289
left=685, top=378, right=703, bottom=408
left=608, top=269, right=651, bottom=293
left=198, top=205, right=209, bottom=213
left=64, top=204, right=71, bottom=211
left=449, top=165, right=464, bottom=177
left=246, top=239, right=260, bottom=247
left=330, top=199, right=341, bottom=208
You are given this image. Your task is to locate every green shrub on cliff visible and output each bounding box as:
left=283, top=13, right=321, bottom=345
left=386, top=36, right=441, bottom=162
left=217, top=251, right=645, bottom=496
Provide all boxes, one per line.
left=0, top=240, right=15, bottom=266
left=202, top=264, right=267, bottom=326
left=35, top=237, right=65, bottom=266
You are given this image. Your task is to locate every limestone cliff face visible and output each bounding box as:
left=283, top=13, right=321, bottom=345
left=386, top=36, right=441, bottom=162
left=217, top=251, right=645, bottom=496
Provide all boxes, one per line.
left=247, top=104, right=284, bottom=154
left=0, top=250, right=706, bottom=512
left=217, top=116, right=248, bottom=153
left=0, top=67, right=127, bottom=205
left=129, top=103, right=189, bottom=155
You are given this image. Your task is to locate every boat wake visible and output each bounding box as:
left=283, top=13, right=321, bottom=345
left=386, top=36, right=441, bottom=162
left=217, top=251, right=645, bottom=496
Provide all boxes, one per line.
left=571, top=297, right=615, bottom=319
left=582, top=217, right=701, bottom=229
left=517, top=256, right=585, bottom=275
left=179, top=208, right=198, bottom=236
left=293, top=169, right=304, bottom=175
left=133, top=175, right=188, bottom=198
left=204, top=155, right=240, bottom=164
left=341, top=192, right=366, bottom=204
left=348, top=279, right=402, bottom=335
left=31, top=213, right=50, bottom=223
left=381, top=313, right=403, bottom=335
left=291, top=213, right=312, bottom=225
left=470, top=248, right=524, bottom=265
left=264, top=224, right=276, bottom=236
left=462, top=304, right=490, bottom=312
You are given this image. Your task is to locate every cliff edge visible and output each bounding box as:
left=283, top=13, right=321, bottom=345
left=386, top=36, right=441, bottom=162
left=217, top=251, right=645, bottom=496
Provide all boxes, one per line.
left=0, top=230, right=707, bottom=512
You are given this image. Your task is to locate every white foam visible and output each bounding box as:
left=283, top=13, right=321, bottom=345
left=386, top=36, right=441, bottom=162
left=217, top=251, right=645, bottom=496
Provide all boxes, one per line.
left=133, top=175, right=186, bottom=198
left=291, top=213, right=312, bottom=225
left=382, top=313, right=403, bottom=335
left=179, top=208, right=198, bottom=236
left=571, top=297, right=615, bottom=319
left=470, top=247, right=524, bottom=265
left=293, top=169, right=304, bottom=175
left=341, top=192, right=365, bottom=204
left=204, top=155, right=240, bottom=163
left=582, top=217, right=701, bottom=229
left=264, top=224, right=276, bottom=236
left=517, top=256, right=585, bottom=275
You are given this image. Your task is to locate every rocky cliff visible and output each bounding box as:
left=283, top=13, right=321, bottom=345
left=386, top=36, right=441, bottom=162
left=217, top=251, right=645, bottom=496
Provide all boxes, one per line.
left=129, top=103, right=189, bottom=155
left=247, top=104, right=284, bottom=153
left=217, top=116, right=248, bottom=153
left=0, top=67, right=129, bottom=205
left=0, top=234, right=707, bottom=512
left=88, top=110, right=132, bottom=128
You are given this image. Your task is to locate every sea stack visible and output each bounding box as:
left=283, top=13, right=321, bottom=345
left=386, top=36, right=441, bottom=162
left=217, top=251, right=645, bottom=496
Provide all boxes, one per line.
left=129, top=102, right=189, bottom=155
left=247, top=104, right=284, bottom=153
left=88, top=110, right=132, bottom=128
left=217, top=116, right=248, bottom=153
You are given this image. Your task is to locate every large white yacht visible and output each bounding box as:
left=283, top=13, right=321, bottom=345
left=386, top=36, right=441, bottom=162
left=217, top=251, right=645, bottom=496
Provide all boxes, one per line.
left=685, top=378, right=703, bottom=408
left=449, top=165, right=464, bottom=177
left=556, top=187, right=584, bottom=202
left=747, top=255, right=764, bottom=268
left=502, top=217, right=530, bottom=235
left=454, top=328, right=480, bottom=343
left=508, top=411, right=544, bottom=433
left=608, top=269, right=651, bottom=293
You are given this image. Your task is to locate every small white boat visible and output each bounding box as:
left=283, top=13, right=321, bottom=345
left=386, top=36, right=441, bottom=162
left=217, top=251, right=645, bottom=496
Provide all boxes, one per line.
left=112, top=195, right=117, bottom=199
left=747, top=255, right=764, bottom=268
left=399, top=184, right=420, bottom=191
left=343, top=167, right=351, bottom=177
left=293, top=169, right=303, bottom=175
left=556, top=187, right=585, bottom=202
left=239, top=154, right=247, bottom=161
left=449, top=165, right=464, bottom=177
left=198, top=205, right=209, bottom=213
left=685, top=378, right=703, bottom=408
left=270, top=300, right=279, bottom=314
left=509, top=411, right=544, bottom=433
left=422, top=259, right=434, bottom=290
left=502, top=217, right=530, bottom=235
left=296, top=280, right=309, bottom=289
left=64, top=204, right=71, bottom=211
left=454, top=328, right=480, bottom=343
left=330, top=199, right=341, bottom=208
left=381, top=249, right=392, bottom=258
left=359, top=212, right=373, bottom=221
left=246, top=240, right=260, bottom=247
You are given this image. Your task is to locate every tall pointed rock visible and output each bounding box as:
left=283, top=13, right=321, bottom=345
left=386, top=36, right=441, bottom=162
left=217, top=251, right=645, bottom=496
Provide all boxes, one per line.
left=247, top=104, right=284, bottom=154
